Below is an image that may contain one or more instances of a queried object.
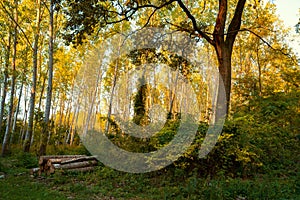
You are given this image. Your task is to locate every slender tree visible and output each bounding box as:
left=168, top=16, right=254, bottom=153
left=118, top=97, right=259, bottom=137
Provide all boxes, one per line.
left=1, top=0, right=18, bottom=156
left=39, top=0, right=54, bottom=156
left=24, top=0, right=42, bottom=152
left=11, top=80, right=23, bottom=141
left=0, top=33, right=11, bottom=137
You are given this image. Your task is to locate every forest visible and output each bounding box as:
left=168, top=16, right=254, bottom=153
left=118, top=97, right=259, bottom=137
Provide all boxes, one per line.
left=0, top=0, right=299, bottom=199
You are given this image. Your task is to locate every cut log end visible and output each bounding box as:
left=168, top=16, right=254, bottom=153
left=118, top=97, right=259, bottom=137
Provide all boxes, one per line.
left=32, top=155, right=98, bottom=175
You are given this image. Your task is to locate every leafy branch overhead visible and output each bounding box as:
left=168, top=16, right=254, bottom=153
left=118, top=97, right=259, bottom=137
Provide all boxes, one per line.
left=61, top=0, right=298, bottom=119
left=62, top=0, right=176, bottom=44
left=63, top=0, right=246, bottom=46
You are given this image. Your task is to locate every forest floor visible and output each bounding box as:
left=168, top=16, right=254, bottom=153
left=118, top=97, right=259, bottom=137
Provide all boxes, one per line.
left=0, top=152, right=299, bottom=200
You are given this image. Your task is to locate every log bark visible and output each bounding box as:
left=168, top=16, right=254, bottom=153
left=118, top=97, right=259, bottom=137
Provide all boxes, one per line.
left=39, top=155, right=86, bottom=165
left=61, top=156, right=98, bottom=164
left=48, top=160, right=97, bottom=174
left=34, top=155, right=98, bottom=175
left=48, top=160, right=97, bottom=173
left=46, top=158, right=72, bottom=164
left=30, top=167, right=40, bottom=175
left=60, top=160, right=98, bottom=169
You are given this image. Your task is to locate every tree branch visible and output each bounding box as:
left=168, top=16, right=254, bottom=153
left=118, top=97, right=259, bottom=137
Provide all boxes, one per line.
left=166, top=20, right=213, bottom=40
left=176, top=0, right=213, bottom=45
left=226, top=0, right=246, bottom=48
left=241, top=28, right=298, bottom=65
left=0, top=1, right=33, bottom=50
left=213, top=0, right=227, bottom=45
left=0, top=35, right=9, bottom=47
left=140, top=0, right=177, bottom=28
left=105, top=0, right=177, bottom=25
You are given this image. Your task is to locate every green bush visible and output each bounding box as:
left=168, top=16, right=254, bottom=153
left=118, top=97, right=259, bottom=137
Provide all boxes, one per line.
left=0, top=159, right=3, bottom=172
left=168, top=99, right=299, bottom=178
left=15, top=152, right=38, bottom=169
left=46, top=144, right=91, bottom=155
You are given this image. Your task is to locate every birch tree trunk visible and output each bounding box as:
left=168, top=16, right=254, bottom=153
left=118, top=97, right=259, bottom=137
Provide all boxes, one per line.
left=19, top=88, right=28, bottom=144
left=39, top=0, right=54, bottom=156
left=1, top=0, right=17, bottom=156
left=11, top=80, right=24, bottom=143
left=0, top=73, right=8, bottom=134
left=0, top=33, right=11, bottom=136
left=24, top=0, right=41, bottom=152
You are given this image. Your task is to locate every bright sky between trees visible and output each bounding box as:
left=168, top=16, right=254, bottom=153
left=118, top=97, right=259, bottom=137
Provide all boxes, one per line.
left=274, top=0, right=300, bottom=56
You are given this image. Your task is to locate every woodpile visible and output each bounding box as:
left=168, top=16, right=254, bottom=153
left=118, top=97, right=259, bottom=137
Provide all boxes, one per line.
left=31, top=155, right=98, bottom=175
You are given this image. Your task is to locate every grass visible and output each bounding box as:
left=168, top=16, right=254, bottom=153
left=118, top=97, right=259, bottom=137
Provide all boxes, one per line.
left=0, top=175, right=66, bottom=200
left=0, top=153, right=299, bottom=200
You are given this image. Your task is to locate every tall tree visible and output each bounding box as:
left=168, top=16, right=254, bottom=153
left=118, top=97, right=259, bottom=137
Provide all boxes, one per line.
left=39, top=0, right=55, bottom=156
left=0, top=31, right=11, bottom=138
left=63, top=0, right=248, bottom=115
left=1, top=0, right=18, bottom=156
left=24, top=0, right=42, bottom=152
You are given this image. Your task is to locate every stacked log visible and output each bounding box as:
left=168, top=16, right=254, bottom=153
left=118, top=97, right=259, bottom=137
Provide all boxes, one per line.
left=31, top=155, right=98, bottom=175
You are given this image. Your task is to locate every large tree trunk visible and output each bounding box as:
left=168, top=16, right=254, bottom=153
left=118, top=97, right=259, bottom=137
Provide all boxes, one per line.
left=214, top=44, right=232, bottom=115
left=213, top=0, right=246, bottom=116
left=177, top=0, right=246, bottom=116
